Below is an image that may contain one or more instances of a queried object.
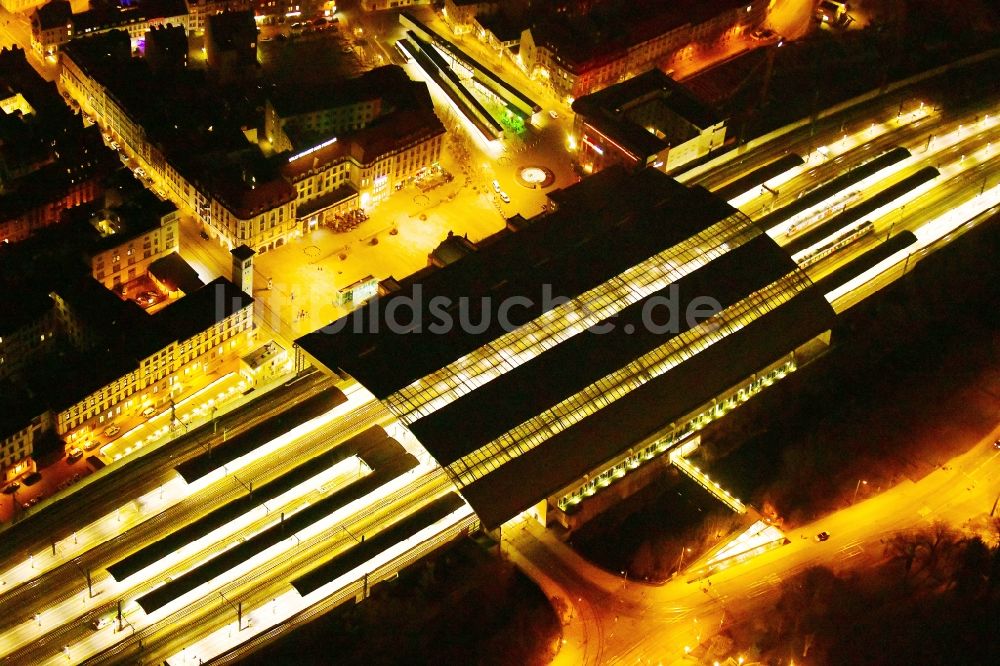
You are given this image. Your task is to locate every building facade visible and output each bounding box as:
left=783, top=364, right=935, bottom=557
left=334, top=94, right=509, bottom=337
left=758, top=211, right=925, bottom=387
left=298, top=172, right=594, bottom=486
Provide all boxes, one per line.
left=442, top=0, right=497, bottom=35
left=361, top=0, right=427, bottom=11
left=57, top=278, right=255, bottom=443
left=572, top=69, right=727, bottom=175
left=31, top=0, right=190, bottom=57
left=518, top=0, right=767, bottom=100
left=87, top=202, right=181, bottom=290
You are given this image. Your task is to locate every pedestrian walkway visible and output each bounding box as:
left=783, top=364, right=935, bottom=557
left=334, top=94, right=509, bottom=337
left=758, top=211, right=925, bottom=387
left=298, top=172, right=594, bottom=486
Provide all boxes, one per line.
left=670, top=444, right=747, bottom=513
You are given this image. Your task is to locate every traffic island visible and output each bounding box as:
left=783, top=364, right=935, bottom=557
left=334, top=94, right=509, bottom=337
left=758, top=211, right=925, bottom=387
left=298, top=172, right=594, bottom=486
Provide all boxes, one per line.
left=516, top=165, right=555, bottom=189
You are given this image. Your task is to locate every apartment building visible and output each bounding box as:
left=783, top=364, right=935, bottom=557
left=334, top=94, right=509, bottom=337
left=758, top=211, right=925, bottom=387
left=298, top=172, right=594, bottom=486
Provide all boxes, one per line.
left=83, top=191, right=181, bottom=290
left=63, top=35, right=444, bottom=252
left=283, top=107, right=444, bottom=226
left=54, top=277, right=254, bottom=440
left=0, top=48, right=119, bottom=244
left=442, top=0, right=498, bottom=35
left=185, top=0, right=253, bottom=34
left=519, top=0, right=766, bottom=100
left=572, top=69, right=727, bottom=174
left=31, top=0, right=190, bottom=57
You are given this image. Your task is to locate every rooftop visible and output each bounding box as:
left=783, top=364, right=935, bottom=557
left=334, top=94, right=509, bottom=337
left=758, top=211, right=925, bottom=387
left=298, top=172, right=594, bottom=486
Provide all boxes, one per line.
left=297, top=166, right=836, bottom=530
left=281, top=106, right=443, bottom=179
left=79, top=189, right=178, bottom=255
left=149, top=252, right=205, bottom=294
left=296, top=166, right=734, bottom=398
left=46, top=276, right=252, bottom=410
left=71, top=0, right=188, bottom=34
left=531, top=0, right=751, bottom=73
left=268, top=65, right=420, bottom=119
left=572, top=69, right=722, bottom=160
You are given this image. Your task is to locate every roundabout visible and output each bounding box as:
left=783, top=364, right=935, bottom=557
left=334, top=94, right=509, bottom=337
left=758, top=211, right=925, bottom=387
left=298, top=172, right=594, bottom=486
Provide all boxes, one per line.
left=516, top=165, right=555, bottom=189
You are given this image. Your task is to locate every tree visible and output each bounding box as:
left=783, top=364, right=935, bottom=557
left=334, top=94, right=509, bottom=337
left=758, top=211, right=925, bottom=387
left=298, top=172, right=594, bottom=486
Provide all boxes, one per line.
left=885, top=532, right=920, bottom=583
left=952, top=537, right=991, bottom=597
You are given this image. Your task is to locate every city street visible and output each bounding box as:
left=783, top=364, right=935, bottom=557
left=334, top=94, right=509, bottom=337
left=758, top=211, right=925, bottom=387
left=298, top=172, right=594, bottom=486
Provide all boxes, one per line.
left=506, top=428, right=1000, bottom=665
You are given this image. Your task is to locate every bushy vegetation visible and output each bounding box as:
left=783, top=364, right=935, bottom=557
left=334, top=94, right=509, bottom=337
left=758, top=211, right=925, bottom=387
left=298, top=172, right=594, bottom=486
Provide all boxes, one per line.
left=731, top=521, right=1000, bottom=665
left=242, top=540, right=560, bottom=666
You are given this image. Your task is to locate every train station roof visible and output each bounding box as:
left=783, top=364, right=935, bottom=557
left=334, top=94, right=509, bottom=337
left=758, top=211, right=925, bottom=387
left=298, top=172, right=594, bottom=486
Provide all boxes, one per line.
left=296, top=166, right=734, bottom=396
left=296, top=167, right=836, bottom=529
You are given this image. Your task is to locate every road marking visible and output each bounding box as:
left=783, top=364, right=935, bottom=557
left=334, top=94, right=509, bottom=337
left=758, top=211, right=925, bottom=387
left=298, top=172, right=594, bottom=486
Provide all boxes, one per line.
left=837, top=543, right=864, bottom=560
left=747, top=573, right=783, bottom=597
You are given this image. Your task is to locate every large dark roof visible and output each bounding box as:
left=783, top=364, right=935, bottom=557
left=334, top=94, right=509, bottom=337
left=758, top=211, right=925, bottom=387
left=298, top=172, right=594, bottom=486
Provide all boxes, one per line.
left=408, top=232, right=793, bottom=466
left=296, top=167, right=735, bottom=397
left=269, top=65, right=421, bottom=118
left=71, top=0, right=188, bottom=33
left=149, top=252, right=205, bottom=294
left=33, top=1, right=71, bottom=31
left=462, top=286, right=835, bottom=529
left=299, top=166, right=837, bottom=531
left=572, top=69, right=722, bottom=160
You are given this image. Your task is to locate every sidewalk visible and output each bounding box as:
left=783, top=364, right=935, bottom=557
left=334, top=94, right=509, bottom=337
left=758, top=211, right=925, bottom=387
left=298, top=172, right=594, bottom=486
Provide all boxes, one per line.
left=502, top=529, right=592, bottom=666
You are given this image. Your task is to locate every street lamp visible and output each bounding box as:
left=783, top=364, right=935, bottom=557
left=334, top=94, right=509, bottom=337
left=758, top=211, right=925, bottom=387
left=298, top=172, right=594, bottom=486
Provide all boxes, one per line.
left=677, top=546, right=692, bottom=572
left=852, top=479, right=868, bottom=504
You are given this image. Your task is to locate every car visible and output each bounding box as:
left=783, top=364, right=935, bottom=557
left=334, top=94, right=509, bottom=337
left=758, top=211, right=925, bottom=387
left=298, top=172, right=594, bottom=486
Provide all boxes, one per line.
left=67, top=448, right=83, bottom=461
left=136, top=290, right=160, bottom=306
left=751, top=27, right=779, bottom=41
left=492, top=179, right=501, bottom=193
left=141, top=406, right=156, bottom=418
left=109, top=140, right=119, bottom=151
left=815, top=531, right=831, bottom=542
left=91, top=617, right=111, bottom=630
left=200, top=229, right=210, bottom=240
left=994, top=438, right=1000, bottom=450
left=549, top=110, right=559, bottom=119
left=2, top=482, right=19, bottom=495
left=134, top=167, right=146, bottom=179
left=499, top=192, right=511, bottom=204
left=103, top=425, right=120, bottom=437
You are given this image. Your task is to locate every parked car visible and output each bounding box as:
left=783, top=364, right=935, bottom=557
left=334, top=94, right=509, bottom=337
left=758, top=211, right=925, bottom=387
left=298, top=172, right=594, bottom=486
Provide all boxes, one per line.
left=492, top=179, right=501, bottom=193
left=136, top=290, right=160, bottom=306
left=104, top=425, right=120, bottom=437
left=499, top=192, right=510, bottom=204
left=751, top=27, right=779, bottom=41
left=141, top=406, right=156, bottom=418
left=91, top=617, right=111, bottom=630
left=548, top=110, right=559, bottom=119
left=815, top=531, right=831, bottom=542
left=2, top=482, right=19, bottom=495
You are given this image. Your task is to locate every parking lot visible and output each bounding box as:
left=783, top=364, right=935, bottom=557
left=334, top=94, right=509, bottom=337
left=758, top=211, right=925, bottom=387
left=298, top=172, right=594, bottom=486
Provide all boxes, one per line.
left=258, top=21, right=364, bottom=88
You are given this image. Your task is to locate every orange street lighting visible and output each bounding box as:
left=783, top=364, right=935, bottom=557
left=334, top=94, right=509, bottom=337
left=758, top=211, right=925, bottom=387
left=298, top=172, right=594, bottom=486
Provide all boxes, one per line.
left=852, top=479, right=868, bottom=504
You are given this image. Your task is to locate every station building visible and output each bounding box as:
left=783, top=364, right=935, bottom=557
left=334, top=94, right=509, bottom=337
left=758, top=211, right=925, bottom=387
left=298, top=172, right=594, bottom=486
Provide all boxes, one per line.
left=296, top=166, right=836, bottom=531
left=572, top=69, right=727, bottom=174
